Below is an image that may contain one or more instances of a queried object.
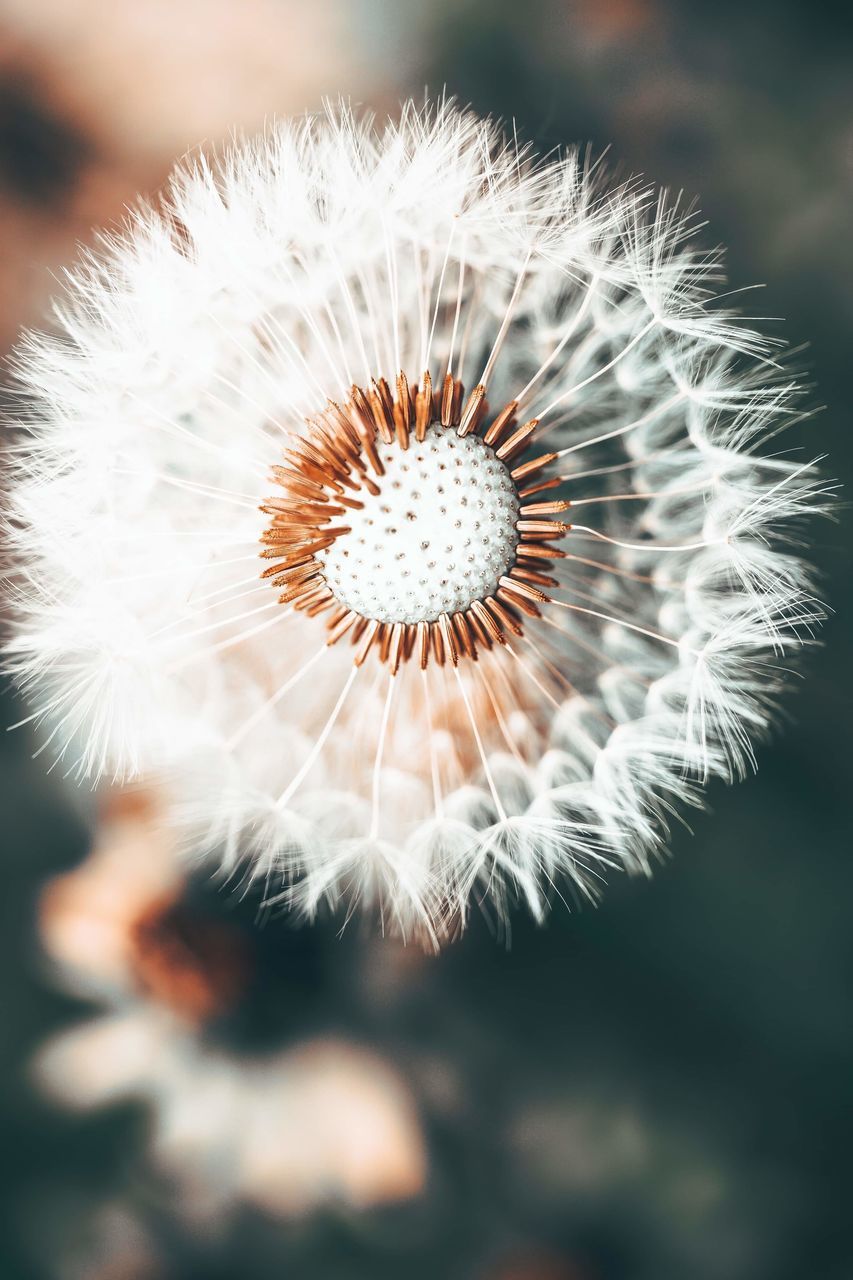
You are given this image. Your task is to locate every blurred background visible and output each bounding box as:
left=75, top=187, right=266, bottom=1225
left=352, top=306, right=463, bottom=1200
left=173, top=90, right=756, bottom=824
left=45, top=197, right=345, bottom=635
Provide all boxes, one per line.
left=1, top=2, right=851, bottom=1277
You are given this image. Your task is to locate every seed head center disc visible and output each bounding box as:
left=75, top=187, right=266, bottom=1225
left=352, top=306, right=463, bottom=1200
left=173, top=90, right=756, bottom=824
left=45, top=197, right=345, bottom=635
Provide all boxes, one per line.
left=318, top=423, right=520, bottom=625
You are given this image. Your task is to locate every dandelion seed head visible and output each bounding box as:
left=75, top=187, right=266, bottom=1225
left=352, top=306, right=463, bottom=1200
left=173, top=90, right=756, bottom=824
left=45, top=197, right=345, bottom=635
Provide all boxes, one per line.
left=3, top=99, right=830, bottom=942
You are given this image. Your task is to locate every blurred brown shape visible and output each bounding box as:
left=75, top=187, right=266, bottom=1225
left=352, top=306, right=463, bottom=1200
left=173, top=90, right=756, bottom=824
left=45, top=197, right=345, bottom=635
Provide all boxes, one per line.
left=39, top=786, right=182, bottom=996
left=569, top=0, right=657, bottom=44
left=484, top=1251, right=591, bottom=1280
left=130, top=896, right=252, bottom=1024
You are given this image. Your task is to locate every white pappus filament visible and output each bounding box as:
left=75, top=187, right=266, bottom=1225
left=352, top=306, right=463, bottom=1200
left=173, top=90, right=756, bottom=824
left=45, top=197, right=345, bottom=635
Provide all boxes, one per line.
left=3, top=100, right=830, bottom=946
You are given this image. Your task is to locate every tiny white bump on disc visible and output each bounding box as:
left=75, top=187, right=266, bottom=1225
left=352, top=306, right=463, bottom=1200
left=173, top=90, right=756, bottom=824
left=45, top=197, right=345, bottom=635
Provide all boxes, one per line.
left=319, top=423, right=520, bottom=624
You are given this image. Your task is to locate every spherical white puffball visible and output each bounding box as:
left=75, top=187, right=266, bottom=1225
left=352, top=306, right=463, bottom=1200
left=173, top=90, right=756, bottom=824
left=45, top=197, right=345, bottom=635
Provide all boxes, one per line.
left=3, top=100, right=829, bottom=945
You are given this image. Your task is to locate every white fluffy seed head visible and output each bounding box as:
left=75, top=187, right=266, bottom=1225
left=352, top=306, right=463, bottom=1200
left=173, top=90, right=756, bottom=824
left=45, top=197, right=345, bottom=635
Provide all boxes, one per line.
left=319, top=425, right=519, bottom=625
left=2, top=99, right=829, bottom=945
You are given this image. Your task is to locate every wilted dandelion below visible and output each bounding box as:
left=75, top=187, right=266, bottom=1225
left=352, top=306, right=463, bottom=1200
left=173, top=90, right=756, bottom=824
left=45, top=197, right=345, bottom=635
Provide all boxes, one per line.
left=4, top=100, right=829, bottom=943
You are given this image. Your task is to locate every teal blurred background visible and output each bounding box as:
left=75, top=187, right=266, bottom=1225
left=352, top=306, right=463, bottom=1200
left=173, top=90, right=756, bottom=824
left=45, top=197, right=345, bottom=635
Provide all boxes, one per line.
left=1, top=2, right=851, bottom=1277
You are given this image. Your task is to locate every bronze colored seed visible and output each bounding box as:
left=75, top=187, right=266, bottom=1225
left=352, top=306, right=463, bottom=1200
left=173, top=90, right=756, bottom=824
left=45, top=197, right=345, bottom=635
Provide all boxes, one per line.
left=497, top=585, right=541, bottom=618
left=302, top=504, right=347, bottom=521
left=348, top=383, right=369, bottom=415
left=471, top=600, right=506, bottom=645
left=370, top=379, right=395, bottom=444
left=313, top=422, right=355, bottom=470
left=300, top=502, right=347, bottom=518
left=393, top=399, right=410, bottom=451
left=350, top=616, right=370, bottom=644
left=357, top=427, right=384, bottom=478
left=483, top=400, right=518, bottom=447
left=266, top=514, right=319, bottom=532
left=349, top=384, right=374, bottom=430
left=266, top=524, right=351, bottom=544
left=430, top=620, right=446, bottom=666
left=289, top=579, right=329, bottom=603
left=440, top=373, right=455, bottom=427
left=263, top=564, right=312, bottom=585
left=259, top=540, right=308, bottom=555
left=326, top=611, right=359, bottom=645
left=293, top=585, right=333, bottom=612
left=354, top=619, right=381, bottom=666
left=509, top=565, right=559, bottom=588
left=402, top=624, right=417, bottom=662
left=260, top=527, right=301, bottom=544
left=450, top=609, right=479, bottom=660
left=417, top=620, right=430, bottom=669
left=519, top=499, right=571, bottom=516
left=378, top=622, right=393, bottom=664
left=451, top=379, right=463, bottom=425
left=278, top=577, right=320, bottom=605
left=371, top=401, right=394, bottom=448
left=293, top=437, right=337, bottom=472
left=265, top=561, right=320, bottom=586
left=457, top=384, right=486, bottom=437
left=259, top=505, right=331, bottom=524
left=273, top=481, right=330, bottom=504
left=512, top=557, right=554, bottom=574
left=466, top=605, right=493, bottom=651
left=452, top=611, right=478, bottom=660
left=376, top=376, right=394, bottom=415
left=484, top=595, right=524, bottom=636
left=262, top=535, right=339, bottom=561
left=261, top=495, right=307, bottom=516
left=396, top=372, right=412, bottom=422
left=331, top=468, right=361, bottom=493
left=389, top=622, right=404, bottom=674
left=516, top=541, right=567, bottom=561
left=271, top=469, right=329, bottom=501
left=439, top=612, right=458, bottom=666
left=326, top=400, right=360, bottom=446
left=322, top=433, right=364, bottom=479
left=511, top=451, right=558, bottom=482
left=415, top=371, right=432, bottom=442
left=258, top=537, right=312, bottom=552
left=518, top=476, right=562, bottom=499
left=496, top=418, right=538, bottom=461
left=369, top=391, right=394, bottom=444
left=517, top=520, right=569, bottom=538
left=304, top=594, right=335, bottom=617
left=275, top=484, right=331, bottom=506
left=292, top=459, right=345, bottom=494
left=323, top=409, right=363, bottom=463
left=346, top=449, right=369, bottom=476
left=499, top=574, right=547, bottom=603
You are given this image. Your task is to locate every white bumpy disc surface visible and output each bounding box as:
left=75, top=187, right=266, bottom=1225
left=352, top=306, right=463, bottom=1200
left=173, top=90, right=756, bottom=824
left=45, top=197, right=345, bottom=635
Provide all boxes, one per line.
left=319, top=424, right=520, bottom=625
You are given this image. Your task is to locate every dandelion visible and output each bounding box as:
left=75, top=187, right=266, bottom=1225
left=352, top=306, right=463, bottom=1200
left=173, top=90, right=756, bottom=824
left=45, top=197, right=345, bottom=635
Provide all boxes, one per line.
left=4, top=100, right=829, bottom=944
